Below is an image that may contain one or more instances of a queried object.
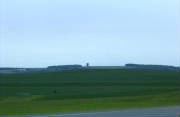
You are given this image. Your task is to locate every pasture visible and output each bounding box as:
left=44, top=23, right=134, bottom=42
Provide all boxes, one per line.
left=0, top=69, right=179, bottom=115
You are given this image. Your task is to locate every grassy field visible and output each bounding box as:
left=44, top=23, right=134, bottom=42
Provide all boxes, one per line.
left=0, top=69, right=179, bottom=115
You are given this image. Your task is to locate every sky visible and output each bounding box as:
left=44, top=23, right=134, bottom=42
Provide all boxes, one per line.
left=0, top=0, right=179, bottom=68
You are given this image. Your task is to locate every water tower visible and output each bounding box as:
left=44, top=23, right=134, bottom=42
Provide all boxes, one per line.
left=86, top=63, right=89, bottom=67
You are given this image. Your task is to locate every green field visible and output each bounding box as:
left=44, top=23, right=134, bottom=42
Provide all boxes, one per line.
left=0, top=69, right=179, bottom=115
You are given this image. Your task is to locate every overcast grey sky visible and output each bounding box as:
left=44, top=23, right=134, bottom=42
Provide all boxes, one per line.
left=0, top=0, right=179, bottom=68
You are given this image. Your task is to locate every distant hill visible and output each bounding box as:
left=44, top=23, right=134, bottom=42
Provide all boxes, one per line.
left=47, top=65, right=83, bottom=71
left=125, top=64, right=180, bottom=71
left=0, top=64, right=179, bottom=74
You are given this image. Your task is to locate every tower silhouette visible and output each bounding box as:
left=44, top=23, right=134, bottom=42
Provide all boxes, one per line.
left=86, top=63, right=89, bottom=67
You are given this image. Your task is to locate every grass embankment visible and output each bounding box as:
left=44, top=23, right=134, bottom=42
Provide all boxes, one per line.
left=0, top=69, right=179, bottom=115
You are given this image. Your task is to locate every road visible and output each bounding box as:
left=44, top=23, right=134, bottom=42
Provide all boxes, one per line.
left=4, top=105, right=180, bottom=117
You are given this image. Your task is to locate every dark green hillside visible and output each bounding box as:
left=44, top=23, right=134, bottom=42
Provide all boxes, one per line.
left=0, top=69, right=179, bottom=115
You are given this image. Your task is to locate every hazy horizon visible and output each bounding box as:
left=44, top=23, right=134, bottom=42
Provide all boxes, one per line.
left=0, top=0, right=179, bottom=68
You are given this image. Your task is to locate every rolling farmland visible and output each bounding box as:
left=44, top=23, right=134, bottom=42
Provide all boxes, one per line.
left=0, top=69, right=179, bottom=115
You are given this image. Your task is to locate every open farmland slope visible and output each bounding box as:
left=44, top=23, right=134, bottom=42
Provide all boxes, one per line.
left=0, top=69, right=179, bottom=115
